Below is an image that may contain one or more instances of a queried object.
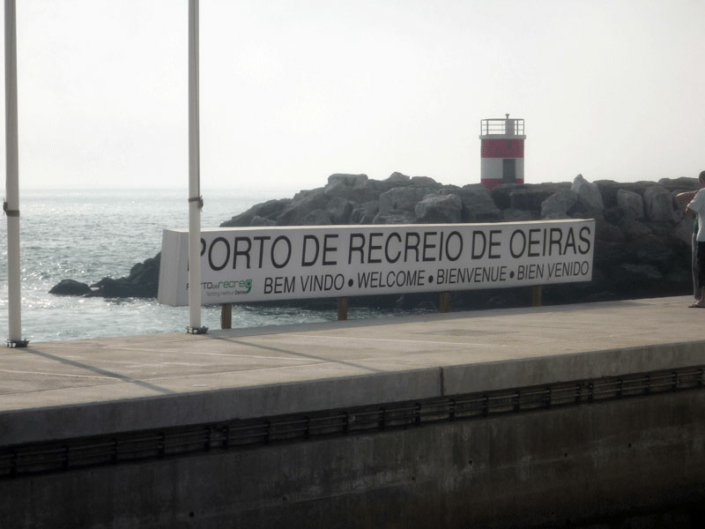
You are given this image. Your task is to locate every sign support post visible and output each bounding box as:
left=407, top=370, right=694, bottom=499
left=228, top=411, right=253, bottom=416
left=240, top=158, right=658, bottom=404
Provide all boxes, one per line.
left=221, top=304, right=232, bottom=330
left=4, top=0, right=27, bottom=348
left=187, top=0, right=206, bottom=334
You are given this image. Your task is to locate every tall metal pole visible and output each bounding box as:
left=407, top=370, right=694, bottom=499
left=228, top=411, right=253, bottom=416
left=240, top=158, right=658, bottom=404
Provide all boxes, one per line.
left=187, top=0, right=206, bottom=334
left=4, top=0, right=26, bottom=347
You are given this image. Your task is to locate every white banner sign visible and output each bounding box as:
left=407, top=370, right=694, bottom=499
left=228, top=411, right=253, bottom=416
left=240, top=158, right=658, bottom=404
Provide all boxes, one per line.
left=157, top=220, right=595, bottom=306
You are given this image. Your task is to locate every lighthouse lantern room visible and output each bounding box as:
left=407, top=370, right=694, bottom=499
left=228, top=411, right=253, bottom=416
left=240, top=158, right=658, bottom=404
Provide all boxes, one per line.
left=479, top=114, right=525, bottom=190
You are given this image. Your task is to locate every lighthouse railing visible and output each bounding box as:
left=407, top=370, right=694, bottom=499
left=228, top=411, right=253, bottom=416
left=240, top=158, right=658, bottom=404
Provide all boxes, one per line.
left=481, top=118, right=524, bottom=136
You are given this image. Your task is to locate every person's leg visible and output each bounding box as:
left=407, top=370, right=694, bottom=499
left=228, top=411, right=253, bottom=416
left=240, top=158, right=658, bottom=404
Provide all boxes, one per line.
left=696, top=242, right=705, bottom=307
left=693, top=232, right=700, bottom=300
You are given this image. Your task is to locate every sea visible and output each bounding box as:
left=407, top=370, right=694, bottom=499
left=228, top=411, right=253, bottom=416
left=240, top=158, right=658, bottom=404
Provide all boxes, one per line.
left=0, top=187, right=409, bottom=344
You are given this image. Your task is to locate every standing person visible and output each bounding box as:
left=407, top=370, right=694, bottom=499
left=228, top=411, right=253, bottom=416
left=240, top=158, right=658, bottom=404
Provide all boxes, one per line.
left=677, top=171, right=705, bottom=305
left=685, top=171, right=705, bottom=307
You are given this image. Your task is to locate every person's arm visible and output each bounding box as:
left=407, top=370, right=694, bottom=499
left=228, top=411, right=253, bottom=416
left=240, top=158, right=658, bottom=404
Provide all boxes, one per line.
left=677, top=190, right=698, bottom=204
left=686, top=189, right=704, bottom=217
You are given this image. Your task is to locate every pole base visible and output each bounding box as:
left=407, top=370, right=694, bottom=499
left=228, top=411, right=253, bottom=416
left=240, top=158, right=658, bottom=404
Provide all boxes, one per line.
left=186, top=326, right=208, bottom=335
left=6, top=339, right=29, bottom=348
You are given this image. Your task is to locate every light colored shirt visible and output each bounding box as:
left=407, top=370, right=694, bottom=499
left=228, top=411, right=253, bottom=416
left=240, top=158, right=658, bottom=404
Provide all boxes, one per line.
left=687, top=189, right=705, bottom=242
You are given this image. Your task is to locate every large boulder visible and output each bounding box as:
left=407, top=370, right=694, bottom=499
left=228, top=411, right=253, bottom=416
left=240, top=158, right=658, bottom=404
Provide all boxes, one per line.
left=385, top=172, right=413, bottom=187
left=220, top=198, right=291, bottom=227
left=616, top=189, right=644, bottom=219
left=49, top=279, right=92, bottom=297
left=594, top=215, right=626, bottom=243
left=414, top=194, right=462, bottom=224
left=300, top=208, right=332, bottom=225
left=49, top=173, right=696, bottom=305
left=350, top=201, right=379, bottom=224
left=372, top=210, right=417, bottom=225
left=509, top=185, right=566, bottom=213
left=93, top=253, right=161, bottom=298
left=324, top=179, right=380, bottom=204
left=378, top=186, right=437, bottom=215
left=571, top=174, right=604, bottom=212
left=541, top=190, right=578, bottom=219
left=675, top=217, right=696, bottom=246
left=594, top=180, right=650, bottom=209
left=325, top=196, right=354, bottom=224
left=249, top=215, right=276, bottom=227
left=276, top=189, right=329, bottom=225
left=451, top=185, right=502, bottom=222
left=489, top=184, right=519, bottom=210
left=635, top=240, right=676, bottom=271
left=643, top=185, right=675, bottom=222
left=501, top=208, right=538, bottom=222
left=658, top=176, right=700, bottom=194
left=620, top=217, right=653, bottom=239
left=327, top=173, right=368, bottom=187
left=619, top=263, right=664, bottom=280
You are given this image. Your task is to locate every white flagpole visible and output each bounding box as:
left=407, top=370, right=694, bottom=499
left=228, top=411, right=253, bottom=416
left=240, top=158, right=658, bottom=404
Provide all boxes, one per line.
left=4, top=0, right=26, bottom=347
left=187, top=0, right=206, bottom=334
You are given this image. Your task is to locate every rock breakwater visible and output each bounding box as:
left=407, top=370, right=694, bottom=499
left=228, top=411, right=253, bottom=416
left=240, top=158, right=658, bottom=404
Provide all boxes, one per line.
left=51, top=173, right=700, bottom=311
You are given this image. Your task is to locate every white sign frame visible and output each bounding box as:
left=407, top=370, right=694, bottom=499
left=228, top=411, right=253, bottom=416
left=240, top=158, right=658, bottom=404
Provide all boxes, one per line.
left=158, top=220, right=595, bottom=307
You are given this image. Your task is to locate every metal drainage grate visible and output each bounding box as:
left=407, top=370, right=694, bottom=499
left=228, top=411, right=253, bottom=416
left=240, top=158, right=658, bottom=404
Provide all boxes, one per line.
left=1, top=365, right=703, bottom=480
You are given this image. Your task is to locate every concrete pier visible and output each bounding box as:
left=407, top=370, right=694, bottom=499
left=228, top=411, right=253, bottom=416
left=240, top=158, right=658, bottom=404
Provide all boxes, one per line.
left=1, top=296, right=705, bottom=528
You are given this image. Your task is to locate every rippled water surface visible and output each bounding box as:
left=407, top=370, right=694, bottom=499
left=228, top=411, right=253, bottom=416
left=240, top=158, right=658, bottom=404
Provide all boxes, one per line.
left=0, top=187, right=406, bottom=343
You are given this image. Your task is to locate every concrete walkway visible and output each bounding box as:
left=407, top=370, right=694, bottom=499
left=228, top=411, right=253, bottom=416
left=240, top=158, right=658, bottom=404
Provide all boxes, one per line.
left=2, top=296, right=704, bottom=445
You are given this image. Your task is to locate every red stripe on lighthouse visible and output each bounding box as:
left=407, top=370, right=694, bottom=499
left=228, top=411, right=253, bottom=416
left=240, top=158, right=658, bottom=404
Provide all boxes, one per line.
left=481, top=139, right=524, bottom=158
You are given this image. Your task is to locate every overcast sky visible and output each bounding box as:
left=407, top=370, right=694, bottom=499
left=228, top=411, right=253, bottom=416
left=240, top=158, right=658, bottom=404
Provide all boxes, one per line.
left=3, top=0, right=704, bottom=192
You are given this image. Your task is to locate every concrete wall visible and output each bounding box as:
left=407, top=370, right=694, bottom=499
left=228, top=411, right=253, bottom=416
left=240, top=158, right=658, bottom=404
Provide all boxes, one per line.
left=2, top=391, right=704, bottom=529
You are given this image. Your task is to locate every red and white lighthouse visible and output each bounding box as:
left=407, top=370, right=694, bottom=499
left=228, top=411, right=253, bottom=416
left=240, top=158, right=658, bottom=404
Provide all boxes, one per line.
left=479, top=114, right=525, bottom=190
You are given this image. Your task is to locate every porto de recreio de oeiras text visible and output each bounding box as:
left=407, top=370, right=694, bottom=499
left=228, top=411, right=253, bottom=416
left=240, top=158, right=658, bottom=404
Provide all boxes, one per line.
left=198, top=226, right=593, bottom=272
left=186, top=225, right=594, bottom=296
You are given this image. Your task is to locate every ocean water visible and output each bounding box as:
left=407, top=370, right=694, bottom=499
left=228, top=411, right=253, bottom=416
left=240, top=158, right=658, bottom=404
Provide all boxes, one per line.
left=0, top=187, right=406, bottom=343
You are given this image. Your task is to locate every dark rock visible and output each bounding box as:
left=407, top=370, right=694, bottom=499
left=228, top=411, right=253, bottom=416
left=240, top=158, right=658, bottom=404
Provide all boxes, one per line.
left=594, top=180, right=651, bottom=209
left=593, top=241, right=634, bottom=268
left=220, top=198, right=291, bottom=227
left=325, top=196, right=354, bottom=224
left=327, top=173, right=368, bottom=186
left=250, top=216, right=276, bottom=227
left=616, top=189, right=644, bottom=219
left=372, top=210, right=417, bottom=225
left=602, top=206, right=627, bottom=226
left=635, top=242, right=675, bottom=271
left=385, top=172, right=412, bottom=187
left=658, top=177, right=700, bottom=193
left=378, top=186, right=437, bottom=215
left=453, top=185, right=501, bottom=222
left=572, top=174, right=604, bottom=212
left=91, top=253, right=161, bottom=298
left=49, top=279, right=92, bottom=297
left=675, top=217, right=695, bottom=246
left=541, top=190, right=578, bottom=219
left=666, top=266, right=691, bottom=283
left=510, top=185, right=563, bottom=212
left=594, top=215, right=626, bottom=243
left=414, top=194, right=462, bottom=224
left=411, top=176, right=439, bottom=187
left=490, top=184, right=518, bottom=210
left=350, top=201, right=379, bottom=224
left=490, top=182, right=569, bottom=214
left=644, top=185, right=675, bottom=222
left=619, top=263, right=664, bottom=280
left=50, top=173, right=696, bottom=308
left=620, top=217, right=653, bottom=239
left=276, top=189, right=329, bottom=225
left=502, top=208, right=538, bottom=222
left=300, top=208, right=332, bottom=225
